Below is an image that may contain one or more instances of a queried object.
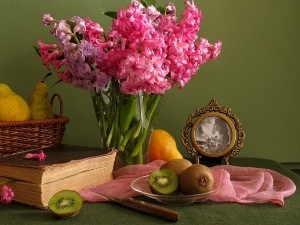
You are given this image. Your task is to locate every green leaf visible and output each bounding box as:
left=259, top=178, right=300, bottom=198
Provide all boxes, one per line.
left=102, top=11, right=118, bottom=19
left=139, top=0, right=147, bottom=8
left=156, top=5, right=166, bottom=15
left=140, top=0, right=156, bottom=7
left=51, top=79, right=63, bottom=88
left=33, top=45, right=41, bottom=56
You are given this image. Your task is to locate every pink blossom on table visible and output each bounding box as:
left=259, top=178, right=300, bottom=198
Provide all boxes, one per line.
left=42, top=13, right=53, bottom=26
left=24, top=150, right=46, bottom=161
left=1, top=185, right=14, bottom=204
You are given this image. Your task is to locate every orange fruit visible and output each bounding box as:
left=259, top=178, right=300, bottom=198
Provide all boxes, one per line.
left=147, top=129, right=183, bottom=162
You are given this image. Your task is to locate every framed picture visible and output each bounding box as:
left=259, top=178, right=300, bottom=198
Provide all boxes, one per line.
left=182, top=99, right=245, bottom=164
left=191, top=112, right=236, bottom=158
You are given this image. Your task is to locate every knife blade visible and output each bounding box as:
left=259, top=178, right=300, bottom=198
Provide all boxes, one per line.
left=101, top=194, right=179, bottom=222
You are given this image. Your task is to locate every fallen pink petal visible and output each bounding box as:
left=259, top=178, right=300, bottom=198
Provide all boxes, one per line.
left=24, top=150, right=46, bottom=161
left=1, top=185, right=14, bottom=204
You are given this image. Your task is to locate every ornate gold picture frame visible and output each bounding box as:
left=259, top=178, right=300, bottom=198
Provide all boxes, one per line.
left=182, top=98, right=245, bottom=164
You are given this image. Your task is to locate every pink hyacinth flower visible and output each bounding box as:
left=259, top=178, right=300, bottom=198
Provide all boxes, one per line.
left=24, top=150, right=46, bottom=161
left=1, top=185, right=14, bottom=204
left=42, top=13, right=53, bottom=26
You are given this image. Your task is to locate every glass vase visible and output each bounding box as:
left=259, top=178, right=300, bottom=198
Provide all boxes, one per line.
left=90, top=80, right=163, bottom=166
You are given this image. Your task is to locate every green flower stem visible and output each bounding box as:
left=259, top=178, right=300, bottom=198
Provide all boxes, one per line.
left=133, top=121, right=142, bottom=138
left=111, top=110, right=120, bottom=148
left=130, top=127, right=148, bottom=157
left=119, top=123, right=139, bottom=151
left=119, top=96, right=138, bottom=133
left=106, top=120, right=114, bottom=148
left=134, top=145, right=143, bottom=164
left=91, top=89, right=108, bottom=147
left=116, top=125, right=123, bottom=151
left=92, top=79, right=163, bottom=165
left=130, top=94, right=162, bottom=157
left=145, top=94, right=162, bottom=119
left=72, top=33, right=80, bottom=44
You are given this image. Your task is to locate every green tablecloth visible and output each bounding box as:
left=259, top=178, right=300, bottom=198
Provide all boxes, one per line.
left=1, top=158, right=299, bottom=225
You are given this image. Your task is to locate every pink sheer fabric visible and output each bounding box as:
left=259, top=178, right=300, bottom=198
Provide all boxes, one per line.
left=79, top=160, right=296, bottom=206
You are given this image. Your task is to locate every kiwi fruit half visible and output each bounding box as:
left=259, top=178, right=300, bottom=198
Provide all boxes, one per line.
left=179, top=164, right=214, bottom=195
left=48, top=190, right=83, bottom=219
left=148, top=169, right=179, bottom=195
left=160, top=159, right=192, bottom=176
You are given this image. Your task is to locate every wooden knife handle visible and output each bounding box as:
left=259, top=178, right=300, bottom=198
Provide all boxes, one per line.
left=120, top=198, right=179, bottom=222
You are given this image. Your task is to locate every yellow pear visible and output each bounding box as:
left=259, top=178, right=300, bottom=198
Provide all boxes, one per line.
left=148, top=129, right=183, bottom=162
left=28, top=75, right=55, bottom=120
left=0, top=83, right=30, bottom=122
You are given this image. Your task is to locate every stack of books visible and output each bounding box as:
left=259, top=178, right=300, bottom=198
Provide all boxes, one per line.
left=0, top=144, right=117, bottom=208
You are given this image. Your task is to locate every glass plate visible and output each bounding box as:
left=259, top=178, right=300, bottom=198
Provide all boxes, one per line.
left=130, top=175, right=216, bottom=205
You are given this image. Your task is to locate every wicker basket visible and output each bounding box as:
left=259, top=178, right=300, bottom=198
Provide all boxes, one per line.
left=0, top=93, right=69, bottom=156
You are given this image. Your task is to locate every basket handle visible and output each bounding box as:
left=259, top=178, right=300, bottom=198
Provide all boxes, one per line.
left=51, top=93, right=64, bottom=116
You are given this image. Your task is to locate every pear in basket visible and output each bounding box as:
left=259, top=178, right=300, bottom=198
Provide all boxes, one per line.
left=28, top=73, right=55, bottom=120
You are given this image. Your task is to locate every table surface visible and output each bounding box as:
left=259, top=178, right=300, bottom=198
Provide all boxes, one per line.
left=1, top=158, right=299, bottom=225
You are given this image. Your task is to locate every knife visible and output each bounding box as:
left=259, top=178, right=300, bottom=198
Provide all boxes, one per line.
left=101, top=194, right=179, bottom=222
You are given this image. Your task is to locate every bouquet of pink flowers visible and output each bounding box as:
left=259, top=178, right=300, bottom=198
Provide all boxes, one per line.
left=38, top=0, right=221, bottom=94
left=36, top=0, right=222, bottom=165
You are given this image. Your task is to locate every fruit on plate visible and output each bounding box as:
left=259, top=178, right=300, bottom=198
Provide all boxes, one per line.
left=160, top=158, right=192, bottom=176
left=148, top=169, right=179, bottom=195
left=0, top=83, right=30, bottom=122
left=179, top=164, right=214, bottom=195
left=48, top=190, right=83, bottom=219
left=147, top=129, right=183, bottom=162
left=28, top=73, right=55, bottom=120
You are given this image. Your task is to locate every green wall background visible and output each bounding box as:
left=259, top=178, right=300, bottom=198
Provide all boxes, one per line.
left=1, top=0, right=299, bottom=163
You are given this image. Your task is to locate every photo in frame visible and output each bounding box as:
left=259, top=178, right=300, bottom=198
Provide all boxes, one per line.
left=191, top=112, right=236, bottom=158
left=182, top=99, right=245, bottom=165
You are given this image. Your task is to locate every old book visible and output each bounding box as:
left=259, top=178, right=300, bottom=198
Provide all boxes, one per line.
left=0, top=144, right=117, bottom=208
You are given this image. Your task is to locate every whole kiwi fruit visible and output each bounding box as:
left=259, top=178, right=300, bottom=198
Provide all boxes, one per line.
left=148, top=169, right=179, bottom=195
left=160, top=159, right=192, bottom=176
left=179, top=164, right=214, bottom=195
left=48, top=190, right=83, bottom=219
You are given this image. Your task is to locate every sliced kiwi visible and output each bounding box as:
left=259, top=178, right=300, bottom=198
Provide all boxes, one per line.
left=179, top=164, right=214, bottom=195
left=148, top=169, right=179, bottom=195
left=48, top=190, right=83, bottom=219
left=160, top=159, right=192, bottom=176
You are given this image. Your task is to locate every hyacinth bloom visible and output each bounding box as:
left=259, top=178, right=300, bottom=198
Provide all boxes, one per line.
left=36, top=1, right=222, bottom=165
left=24, top=150, right=46, bottom=161
left=1, top=185, right=14, bottom=204
left=37, top=0, right=222, bottom=94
